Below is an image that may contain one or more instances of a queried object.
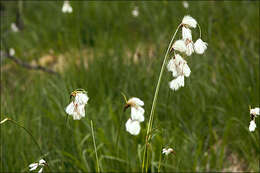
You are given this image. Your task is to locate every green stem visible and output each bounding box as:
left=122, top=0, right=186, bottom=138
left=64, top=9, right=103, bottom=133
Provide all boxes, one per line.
left=158, top=147, right=162, bottom=172
left=1, top=118, right=51, bottom=171
left=91, top=120, right=100, bottom=172
left=141, top=23, right=182, bottom=173
left=197, top=23, right=202, bottom=38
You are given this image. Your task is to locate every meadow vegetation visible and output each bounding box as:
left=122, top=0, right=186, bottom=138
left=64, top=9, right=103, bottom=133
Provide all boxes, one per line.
left=1, top=1, right=259, bottom=172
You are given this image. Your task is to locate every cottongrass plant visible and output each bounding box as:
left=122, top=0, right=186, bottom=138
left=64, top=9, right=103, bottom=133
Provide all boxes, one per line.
left=249, top=107, right=259, bottom=132
left=0, top=118, right=50, bottom=172
left=142, top=15, right=207, bottom=172
left=10, top=23, right=19, bottom=32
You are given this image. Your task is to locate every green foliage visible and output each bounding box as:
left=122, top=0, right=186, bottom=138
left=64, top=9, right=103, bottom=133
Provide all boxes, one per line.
left=1, top=1, right=259, bottom=172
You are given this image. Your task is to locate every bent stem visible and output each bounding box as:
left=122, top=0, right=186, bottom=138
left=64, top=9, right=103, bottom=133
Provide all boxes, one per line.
left=141, top=24, right=181, bottom=173
left=91, top=120, right=100, bottom=173
left=0, top=117, right=51, bottom=171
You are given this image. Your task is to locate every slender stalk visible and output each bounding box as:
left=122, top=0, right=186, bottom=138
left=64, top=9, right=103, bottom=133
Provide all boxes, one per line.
left=0, top=118, right=51, bottom=171
left=90, top=120, right=100, bottom=172
left=141, top=24, right=182, bottom=173
left=197, top=23, right=202, bottom=38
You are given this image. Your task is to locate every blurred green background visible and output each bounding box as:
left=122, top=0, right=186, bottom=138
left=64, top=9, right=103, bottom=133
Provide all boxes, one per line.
left=1, top=1, right=259, bottom=172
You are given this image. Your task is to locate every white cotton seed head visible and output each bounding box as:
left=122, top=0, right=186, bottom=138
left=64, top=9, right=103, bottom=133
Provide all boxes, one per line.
left=182, top=27, right=192, bottom=40
left=39, top=159, right=46, bottom=165
left=249, top=120, right=256, bottom=132
left=182, top=1, right=189, bottom=9
left=128, top=97, right=144, bottom=107
left=250, top=107, right=260, bottom=116
left=183, top=64, right=191, bottom=77
left=172, top=40, right=187, bottom=53
left=167, top=59, right=178, bottom=77
left=185, top=42, right=194, bottom=56
left=132, top=7, right=139, bottom=17
left=11, top=23, right=19, bottom=32
left=194, top=38, right=208, bottom=54
left=131, top=107, right=145, bottom=122
left=9, top=48, right=15, bottom=56
left=182, top=15, right=197, bottom=28
left=75, top=93, right=89, bottom=105
left=169, top=75, right=185, bottom=91
left=125, top=119, right=141, bottom=135
left=62, top=1, right=73, bottom=13
left=162, top=148, right=174, bottom=155
left=38, top=167, right=43, bottom=173
left=29, top=163, right=38, bottom=171
left=65, top=101, right=86, bottom=120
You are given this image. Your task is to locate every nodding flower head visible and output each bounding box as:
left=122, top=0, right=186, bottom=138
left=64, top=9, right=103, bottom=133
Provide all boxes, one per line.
left=125, top=97, right=145, bottom=122
left=250, top=107, right=260, bottom=117
left=162, top=147, right=175, bottom=155
left=29, top=159, right=46, bottom=173
left=132, top=6, right=139, bottom=17
left=172, top=40, right=187, bottom=53
left=65, top=89, right=89, bottom=120
left=125, top=118, right=141, bottom=135
left=124, top=97, right=145, bottom=135
left=182, top=15, right=197, bottom=28
left=194, top=38, right=208, bottom=54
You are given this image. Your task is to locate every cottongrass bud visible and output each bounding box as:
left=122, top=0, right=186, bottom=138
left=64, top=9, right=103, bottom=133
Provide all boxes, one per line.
left=29, top=159, right=46, bottom=173
left=182, top=27, right=192, bottom=40
left=182, top=15, right=197, bottom=28
left=249, top=120, right=256, bottom=132
left=65, top=90, right=89, bottom=120
left=182, top=1, right=189, bottom=9
left=11, top=23, right=19, bottom=32
left=162, top=148, right=175, bottom=155
left=194, top=38, right=208, bottom=54
left=9, top=48, right=15, bottom=56
left=172, top=40, right=186, bottom=53
left=62, top=1, right=73, bottom=13
left=132, top=7, right=139, bottom=17
left=125, top=118, right=141, bottom=135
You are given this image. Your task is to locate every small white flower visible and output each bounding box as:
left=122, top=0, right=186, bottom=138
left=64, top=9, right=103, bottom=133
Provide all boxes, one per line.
left=182, top=15, right=197, bottom=28
left=11, top=23, right=19, bottom=32
left=162, top=148, right=174, bottom=155
left=182, top=27, right=192, bottom=40
left=169, top=75, right=185, bottom=91
left=62, top=1, right=73, bottom=13
left=249, top=120, right=256, bottom=132
left=182, top=1, right=189, bottom=9
left=126, top=97, right=145, bottom=122
left=125, top=118, right=141, bottom=135
left=29, top=159, right=46, bottom=173
left=65, top=91, right=89, bottom=120
left=185, top=40, right=194, bottom=56
left=194, top=38, right=208, bottom=54
left=250, top=107, right=260, bottom=116
left=172, top=40, right=187, bottom=53
left=132, top=7, right=139, bottom=17
left=9, top=48, right=15, bottom=56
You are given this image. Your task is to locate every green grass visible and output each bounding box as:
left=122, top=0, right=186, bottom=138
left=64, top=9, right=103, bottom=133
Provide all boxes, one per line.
left=1, top=1, right=259, bottom=172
